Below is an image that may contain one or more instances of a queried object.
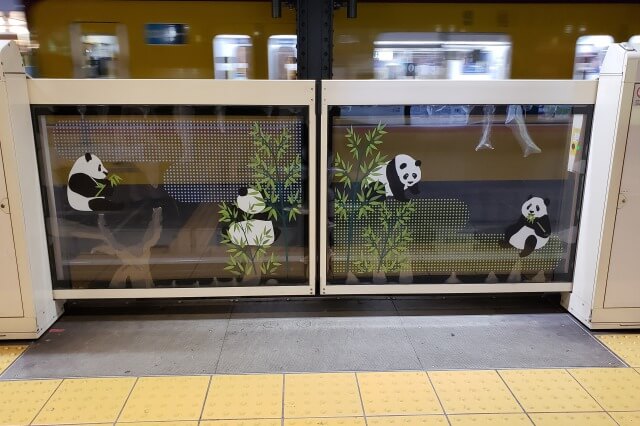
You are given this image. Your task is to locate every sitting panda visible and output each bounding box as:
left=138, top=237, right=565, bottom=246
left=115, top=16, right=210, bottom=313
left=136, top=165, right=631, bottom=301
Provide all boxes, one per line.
left=223, top=187, right=280, bottom=246
left=67, top=153, right=122, bottom=212
left=500, top=195, right=551, bottom=257
left=365, top=154, right=422, bottom=201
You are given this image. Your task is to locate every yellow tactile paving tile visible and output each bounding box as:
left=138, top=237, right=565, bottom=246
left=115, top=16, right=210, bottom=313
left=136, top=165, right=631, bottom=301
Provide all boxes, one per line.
left=117, top=422, right=198, bottom=426
left=428, top=370, right=522, bottom=414
left=598, top=334, right=640, bottom=367
left=118, top=376, right=210, bottom=422
left=529, top=412, right=618, bottom=425
left=201, top=374, right=282, bottom=420
left=609, top=412, right=640, bottom=425
left=0, top=379, right=61, bottom=426
left=498, top=369, right=601, bottom=413
left=568, top=368, right=640, bottom=411
left=284, top=373, right=362, bottom=418
left=33, top=377, right=136, bottom=425
left=201, top=421, right=281, bottom=426
left=284, top=418, right=366, bottom=426
left=448, top=414, right=533, bottom=425
left=0, top=344, right=27, bottom=374
left=357, top=371, right=442, bottom=416
left=367, top=415, right=448, bottom=425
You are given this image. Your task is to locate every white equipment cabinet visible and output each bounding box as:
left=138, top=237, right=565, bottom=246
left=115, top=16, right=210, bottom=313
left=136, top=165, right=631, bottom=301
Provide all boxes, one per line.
left=563, top=43, right=640, bottom=329
left=0, top=41, right=62, bottom=339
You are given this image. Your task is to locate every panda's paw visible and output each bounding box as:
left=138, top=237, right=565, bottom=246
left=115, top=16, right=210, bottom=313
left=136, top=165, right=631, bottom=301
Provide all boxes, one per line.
left=498, top=239, right=511, bottom=248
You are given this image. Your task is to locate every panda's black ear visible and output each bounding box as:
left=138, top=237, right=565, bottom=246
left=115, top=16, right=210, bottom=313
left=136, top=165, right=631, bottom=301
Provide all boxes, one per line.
left=544, top=198, right=551, bottom=206
left=415, top=160, right=421, bottom=166
left=527, top=194, right=533, bottom=201
left=84, top=153, right=92, bottom=162
left=238, top=187, right=248, bottom=196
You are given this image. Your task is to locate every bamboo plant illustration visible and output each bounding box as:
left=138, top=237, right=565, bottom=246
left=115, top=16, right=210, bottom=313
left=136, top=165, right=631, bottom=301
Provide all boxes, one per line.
left=353, top=201, right=416, bottom=274
left=333, top=123, right=389, bottom=274
left=218, top=123, right=302, bottom=279
left=248, top=124, right=302, bottom=277
left=95, top=174, right=123, bottom=197
left=218, top=202, right=281, bottom=277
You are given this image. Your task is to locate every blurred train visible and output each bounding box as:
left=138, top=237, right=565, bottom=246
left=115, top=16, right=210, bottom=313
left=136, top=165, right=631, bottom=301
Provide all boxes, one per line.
left=21, top=0, right=640, bottom=80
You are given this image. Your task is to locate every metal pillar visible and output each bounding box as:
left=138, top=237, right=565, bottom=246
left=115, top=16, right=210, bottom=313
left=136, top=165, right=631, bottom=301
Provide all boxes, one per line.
left=296, top=0, right=333, bottom=80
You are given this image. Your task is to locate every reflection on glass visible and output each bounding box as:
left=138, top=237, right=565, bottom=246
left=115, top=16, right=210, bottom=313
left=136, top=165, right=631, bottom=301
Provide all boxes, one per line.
left=373, top=32, right=511, bottom=80
left=213, top=35, right=253, bottom=79
left=268, top=35, right=297, bottom=80
left=327, top=104, right=591, bottom=285
left=34, top=105, right=309, bottom=289
left=573, top=35, right=614, bottom=80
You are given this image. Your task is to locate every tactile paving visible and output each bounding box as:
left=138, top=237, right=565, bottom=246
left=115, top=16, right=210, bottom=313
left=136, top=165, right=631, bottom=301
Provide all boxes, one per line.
left=200, top=421, right=281, bottom=426
left=284, top=373, right=363, bottom=418
left=448, top=414, right=533, bottom=425
left=428, top=370, right=522, bottom=414
left=33, top=377, right=136, bottom=425
left=0, top=344, right=27, bottom=374
left=117, top=422, right=199, bottom=426
left=202, top=374, right=283, bottom=420
left=357, top=371, right=442, bottom=416
left=284, top=418, right=366, bottom=426
left=498, top=369, right=601, bottom=412
left=367, top=415, right=448, bottom=425
left=0, top=379, right=61, bottom=426
left=569, top=368, right=640, bottom=411
left=597, top=334, right=640, bottom=367
left=529, top=412, right=617, bottom=425
left=118, top=376, right=210, bottom=422
left=609, top=411, right=640, bottom=426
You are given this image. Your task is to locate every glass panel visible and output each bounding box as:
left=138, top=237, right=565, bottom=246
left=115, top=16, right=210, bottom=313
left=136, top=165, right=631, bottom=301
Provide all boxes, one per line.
left=34, top=105, right=309, bottom=290
left=327, top=104, right=591, bottom=285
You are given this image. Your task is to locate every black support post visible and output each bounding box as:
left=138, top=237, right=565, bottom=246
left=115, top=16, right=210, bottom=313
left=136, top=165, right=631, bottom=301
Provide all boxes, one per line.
left=296, top=0, right=333, bottom=80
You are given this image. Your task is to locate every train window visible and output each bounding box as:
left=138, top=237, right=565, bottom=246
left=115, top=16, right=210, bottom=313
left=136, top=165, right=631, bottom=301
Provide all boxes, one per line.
left=69, top=22, right=129, bottom=79
left=372, top=32, right=511, bottom=80
left=268, top=35, right=297, bottom=80
left=213, top=35, right=253, bottom=79
left=573, top=35, right=614, bottom=80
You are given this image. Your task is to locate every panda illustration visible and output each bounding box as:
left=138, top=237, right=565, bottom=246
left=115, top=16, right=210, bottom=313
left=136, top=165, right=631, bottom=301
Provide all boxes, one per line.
left=500, top=195, right=551, bottom=257
left=223, top=187, right=280, bottom=246
left=365, top=154, right=422, bottom=201
left=67, top=153, right=122, bottom=212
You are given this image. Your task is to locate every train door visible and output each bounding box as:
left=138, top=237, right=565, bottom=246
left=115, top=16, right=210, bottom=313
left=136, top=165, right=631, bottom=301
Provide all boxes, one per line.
left=69, top=22, right=130, bottom=78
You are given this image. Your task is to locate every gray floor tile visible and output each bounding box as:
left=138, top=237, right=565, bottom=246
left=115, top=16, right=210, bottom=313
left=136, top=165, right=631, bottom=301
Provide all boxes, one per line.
left=1, top=313, right=229, bottom=379
left=401, top=313, right=625, bottom=370
left=216, top=316, right=421, bottom=373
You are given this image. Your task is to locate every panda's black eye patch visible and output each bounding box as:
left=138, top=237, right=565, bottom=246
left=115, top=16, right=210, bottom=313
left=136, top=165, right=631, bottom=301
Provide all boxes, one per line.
left=98, top=165, right=102, bottom=172
left=399, top=163, right=407, bottom=169
left=403, top=173, right=409, bottom=179
left=526, top=203, right=532, bottom=210
left=536, top=205, right=540, bottom=212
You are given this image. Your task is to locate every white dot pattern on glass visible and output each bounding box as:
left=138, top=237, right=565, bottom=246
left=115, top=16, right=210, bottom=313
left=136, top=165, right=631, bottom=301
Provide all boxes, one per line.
left=331, top=199, right=563, bottom=277
left=51, top=118, right=304, bottom=202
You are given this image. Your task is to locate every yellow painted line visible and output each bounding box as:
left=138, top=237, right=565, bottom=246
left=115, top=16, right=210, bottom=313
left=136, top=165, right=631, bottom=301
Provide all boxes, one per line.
left=428, top=370, right=522, bottom=414
left=201, top=374, right=282, bottom=420
left=357, top=371, right=442, bottom=416
left=0, top=344, right=27, bottom=374
left=529, top=412, right=618, bottom=425
left=118, top=376, right=210, bottom=422
left=33, top=377, right=136, bottom=425
left=569, top=368, right=640, bottom=411
left=499, top=369, right=601, bottom=412
left=117, top=422, right=198, bottom=426
left=0, top=379, right=61, bottom=426
left=284, top=373, right=363, bottom=418
left=367, top=415, right=448, bottom=425
left=448, top=414, right=533, bottom=425
left=597, top=334, right=640, bottom=367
